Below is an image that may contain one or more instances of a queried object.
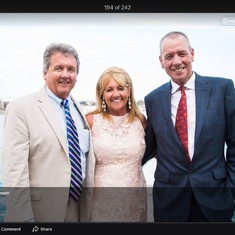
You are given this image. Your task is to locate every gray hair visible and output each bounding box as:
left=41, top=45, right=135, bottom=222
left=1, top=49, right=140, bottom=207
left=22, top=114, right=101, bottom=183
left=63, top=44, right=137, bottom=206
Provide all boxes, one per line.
left=159, top=31, right=192, bottom=54
left=43, top=42, right=80, bottom=74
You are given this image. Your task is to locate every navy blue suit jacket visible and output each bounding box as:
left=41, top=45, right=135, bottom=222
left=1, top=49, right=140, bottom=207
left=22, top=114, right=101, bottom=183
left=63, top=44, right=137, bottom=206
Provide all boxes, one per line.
left=143, top=72, right=235, bottom=222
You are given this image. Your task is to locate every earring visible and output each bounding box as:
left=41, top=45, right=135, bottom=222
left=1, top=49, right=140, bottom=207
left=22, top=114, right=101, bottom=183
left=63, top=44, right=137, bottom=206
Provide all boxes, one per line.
left=102, top=99, right=107, bottom=112
left=128, top=97, right=131, bottom=110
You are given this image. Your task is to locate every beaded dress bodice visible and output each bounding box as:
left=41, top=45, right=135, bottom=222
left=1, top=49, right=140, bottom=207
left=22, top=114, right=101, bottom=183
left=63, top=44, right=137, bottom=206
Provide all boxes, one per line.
left=89, top=113, right=147, bottom=222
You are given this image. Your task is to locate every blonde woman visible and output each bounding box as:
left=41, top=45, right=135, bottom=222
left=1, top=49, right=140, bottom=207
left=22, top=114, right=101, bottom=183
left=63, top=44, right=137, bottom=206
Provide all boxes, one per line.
left=85, top=66, right=147, bottom=222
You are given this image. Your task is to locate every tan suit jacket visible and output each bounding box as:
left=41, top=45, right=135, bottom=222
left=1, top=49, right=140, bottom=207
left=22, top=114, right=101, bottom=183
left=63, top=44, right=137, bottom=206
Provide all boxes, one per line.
left=1, top=86, right=95, bottom=222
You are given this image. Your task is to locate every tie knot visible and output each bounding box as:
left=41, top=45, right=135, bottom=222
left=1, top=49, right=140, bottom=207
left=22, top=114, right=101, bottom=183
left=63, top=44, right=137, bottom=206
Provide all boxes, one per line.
left=61, top=99, right=69, bottom=107
left=179, top=86, right=185, bottom=94
left=179, top=86, right=185, bottom=91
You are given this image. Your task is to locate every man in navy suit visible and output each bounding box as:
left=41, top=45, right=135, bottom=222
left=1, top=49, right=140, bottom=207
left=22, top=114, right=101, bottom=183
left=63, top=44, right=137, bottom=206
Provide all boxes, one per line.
left=142, top=31, right=235, bottom=222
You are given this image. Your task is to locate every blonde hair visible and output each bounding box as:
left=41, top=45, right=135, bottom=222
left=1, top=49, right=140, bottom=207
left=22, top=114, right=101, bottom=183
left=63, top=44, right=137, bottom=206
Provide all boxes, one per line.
left=88, top=66, right=144, bottom=123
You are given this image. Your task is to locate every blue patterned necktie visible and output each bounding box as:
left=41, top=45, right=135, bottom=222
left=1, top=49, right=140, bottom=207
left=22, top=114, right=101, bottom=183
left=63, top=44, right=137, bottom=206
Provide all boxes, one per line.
left=61, top=99, right=82, bottom=202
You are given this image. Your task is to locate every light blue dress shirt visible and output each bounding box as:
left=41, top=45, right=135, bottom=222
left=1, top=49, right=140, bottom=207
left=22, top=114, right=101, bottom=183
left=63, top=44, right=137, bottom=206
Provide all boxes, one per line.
left=45, top=86, right=89, bottom=182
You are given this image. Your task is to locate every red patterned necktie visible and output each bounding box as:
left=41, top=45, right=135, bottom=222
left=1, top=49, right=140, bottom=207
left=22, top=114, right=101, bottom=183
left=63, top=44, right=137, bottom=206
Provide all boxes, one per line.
left=175, top=86, right=190, bottom=162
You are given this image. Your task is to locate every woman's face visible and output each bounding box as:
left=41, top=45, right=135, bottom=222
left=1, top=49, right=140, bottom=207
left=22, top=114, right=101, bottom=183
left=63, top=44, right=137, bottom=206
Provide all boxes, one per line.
left=103, top=77, right=130, bottom=116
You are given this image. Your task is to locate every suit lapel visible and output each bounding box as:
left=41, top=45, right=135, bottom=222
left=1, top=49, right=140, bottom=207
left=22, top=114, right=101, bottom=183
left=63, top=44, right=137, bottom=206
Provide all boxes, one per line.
left=160, top=83, right=180, bottom=143
left=194, top=74, right=211, bottom=145
left=36, top=86, right=68, bottom=156
left=160, top=77, right=211, bottom=148
left=70, top=95, right=88, bottom=129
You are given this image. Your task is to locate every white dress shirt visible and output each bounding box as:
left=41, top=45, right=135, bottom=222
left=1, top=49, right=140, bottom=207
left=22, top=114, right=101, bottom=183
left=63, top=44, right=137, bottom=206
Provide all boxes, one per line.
left=171, top=73, right=196, bottom=160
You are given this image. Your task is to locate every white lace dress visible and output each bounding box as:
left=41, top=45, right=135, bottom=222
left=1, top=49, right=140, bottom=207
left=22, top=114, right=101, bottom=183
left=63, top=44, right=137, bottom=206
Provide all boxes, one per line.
left=89, top=113, right=147, bottom=222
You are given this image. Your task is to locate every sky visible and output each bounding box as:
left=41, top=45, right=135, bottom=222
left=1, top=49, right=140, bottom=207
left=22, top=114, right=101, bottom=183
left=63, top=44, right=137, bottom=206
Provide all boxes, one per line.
left=0, top=13, right=235, bottom=103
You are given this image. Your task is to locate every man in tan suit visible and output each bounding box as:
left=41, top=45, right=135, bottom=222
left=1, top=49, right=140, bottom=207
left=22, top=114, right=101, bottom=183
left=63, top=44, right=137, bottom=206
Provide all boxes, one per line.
left=1, top=42, right=95, bottom=222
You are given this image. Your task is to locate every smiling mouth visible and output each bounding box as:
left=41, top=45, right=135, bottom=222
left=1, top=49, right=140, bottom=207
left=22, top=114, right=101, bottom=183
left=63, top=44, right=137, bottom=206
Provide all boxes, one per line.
left=111, top=99, right=122, bottom=102
left=59, top=81, right=70, bottom=84
left=173, top=67, right=185, bottom=72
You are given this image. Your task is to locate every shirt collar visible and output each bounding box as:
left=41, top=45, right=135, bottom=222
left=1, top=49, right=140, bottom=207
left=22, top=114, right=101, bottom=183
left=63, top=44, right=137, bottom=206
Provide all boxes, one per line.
left=45, top=85, right=71, bottom=108
left=171, top=72, right=195, bottom=94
